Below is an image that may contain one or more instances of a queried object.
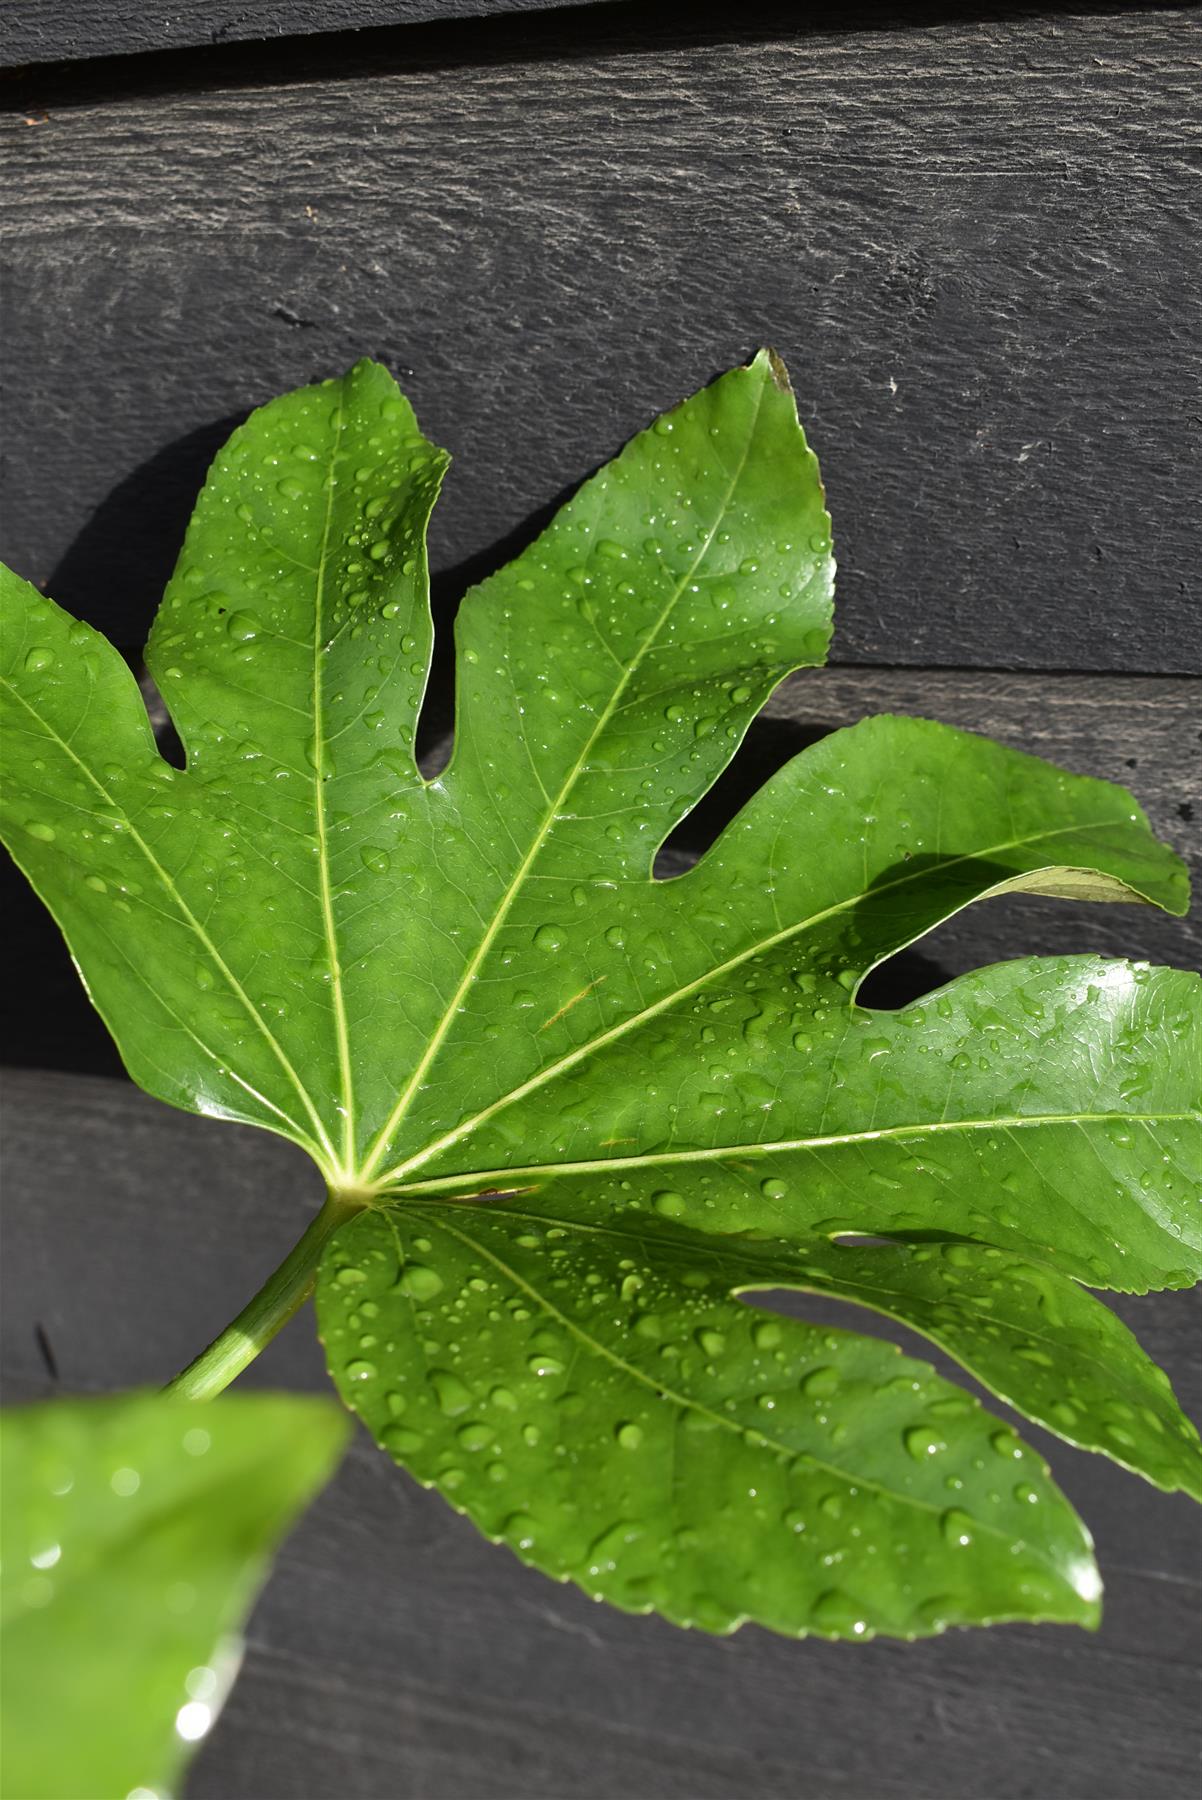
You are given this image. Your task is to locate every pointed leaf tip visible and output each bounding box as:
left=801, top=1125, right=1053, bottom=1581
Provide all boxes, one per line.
left=759, top=345, right=793, bottom=391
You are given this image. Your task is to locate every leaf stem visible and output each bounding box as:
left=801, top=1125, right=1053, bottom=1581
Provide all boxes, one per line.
left=164, top=1191, right=362, bottom=1401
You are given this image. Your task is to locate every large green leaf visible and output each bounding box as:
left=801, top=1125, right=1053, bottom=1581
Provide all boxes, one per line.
left=1, top=352, right=1198, bottom=1641
left=0, top=1389, right=349, bottom=1800
left=319, top=1203, right=1103, bottom=1640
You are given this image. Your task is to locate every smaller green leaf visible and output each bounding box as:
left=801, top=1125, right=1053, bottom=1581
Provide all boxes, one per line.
left=740, top=1240, right=1202, bottom=1501
left=319, top=1205, right=1101, bottom=1642
left=0, top=1389, right=350, bottom=1800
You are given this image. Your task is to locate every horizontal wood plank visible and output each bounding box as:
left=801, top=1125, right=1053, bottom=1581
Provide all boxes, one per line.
left=2, top=0, right=606, bottom=69
left=2, top=1063, right=1199, bottom=1799
left=1, top=8, right=1197, bottom=670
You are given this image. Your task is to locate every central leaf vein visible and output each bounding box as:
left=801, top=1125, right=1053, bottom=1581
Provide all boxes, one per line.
left=356, top=368, right=771, bottom=1181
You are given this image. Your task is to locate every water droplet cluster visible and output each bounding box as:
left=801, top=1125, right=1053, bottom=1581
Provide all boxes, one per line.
left=320, top=1205, right=1103, bottom=1639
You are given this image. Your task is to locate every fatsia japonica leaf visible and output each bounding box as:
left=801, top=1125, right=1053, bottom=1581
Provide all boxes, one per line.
left=319, top=1205, right=1104, bottom=1639
left=0, top=1390, right=348, bottom=1800
left=1, top=351, right=1199, bottom=1643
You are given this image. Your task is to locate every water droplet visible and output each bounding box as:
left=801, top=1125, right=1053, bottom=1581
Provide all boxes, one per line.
left=24, top=647, right=54, bottom=673
left=616, top=1422, right=644, bottom=1450
left=381, top=1424, right=423, bottom=1455
left=812, top=1589, right=869, bottom=1637
left=904, top=1427, right=947, bottom=1461
left=345, top=1359, right=377, bottom=1382
left=430, top=1370, right=472, bottom=1415
left=533, top=924, right=564, bottom=953
left=652, top=1190, right=686, bottom=1218
left=752, top=1320, right=782, bottom=1350
left=801, top=1366, right=838, bottom=1399
left=400, top=1264, right=444, bottom=1301
left=360, top=846, right=391, bottom=875
left=226, top=611, right=262, bottom=642
left=941, top=1508, right=975, bottom=1547
left=528, top=1353, right=565, bottom=1378
left=457, top=1422, right=493, bottom=1452
left=26, top=821, right=56, bottom=842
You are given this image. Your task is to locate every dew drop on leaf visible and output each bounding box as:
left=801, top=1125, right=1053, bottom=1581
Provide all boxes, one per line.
left=399, top=1265, right=444, bottom=1302
left=941, top=1509, right=975, bottom=1547
left=904, top=1427, right=947, bottom=1461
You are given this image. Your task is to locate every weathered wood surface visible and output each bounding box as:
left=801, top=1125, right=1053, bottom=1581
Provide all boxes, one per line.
left=2, top=0, right=604, bottom=69
left=4, top=666, right=1195, bottom=1080
left=2, top=7, right=1198, bottom=670
left=2, top=1065, right=1199, bottom=1799
left=3, top=6, right=1200, bottom=1792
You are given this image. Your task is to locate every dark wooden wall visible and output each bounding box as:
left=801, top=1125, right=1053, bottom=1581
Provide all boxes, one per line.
left=4, top=4, right=1200, bottom=674
left=1, top=4, right=1199, bottom=1796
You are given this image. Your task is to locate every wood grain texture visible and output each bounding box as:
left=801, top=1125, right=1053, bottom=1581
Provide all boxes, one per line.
left=1, top=6, right=1198, bottom=669
left=2, top=1064, right=1199, bottom=1800
left=1, top=0, right=605, bottom=69
left=3, top=666, right=1196, bottom=1079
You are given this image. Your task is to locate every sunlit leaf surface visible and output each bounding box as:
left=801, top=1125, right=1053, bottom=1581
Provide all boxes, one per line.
left=2, top=352, right=1197, bottom=1640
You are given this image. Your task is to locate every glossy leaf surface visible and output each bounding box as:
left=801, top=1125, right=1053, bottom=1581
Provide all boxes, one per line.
left=320, top=1204, right=1103, bottom=1639
left=2, top=352, right=1198, bottom=1641
left=0, top=1389, right=349, bottom=1800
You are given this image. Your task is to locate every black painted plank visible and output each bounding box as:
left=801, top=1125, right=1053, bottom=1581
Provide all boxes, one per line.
left=1, top=0, right=606, bottom=70
left=3, top=666, right=1196, bottom=1080
left=2, top=8, right=1198, bottom=670
left=2, top=1066, right=1199, bottom=1799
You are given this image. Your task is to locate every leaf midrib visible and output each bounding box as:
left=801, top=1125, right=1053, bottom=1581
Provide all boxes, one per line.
left=376, top=822, right=1163, bottom=1186
left=0, top=674, right=335, bottom=1164
left=310, top=391, right=357, bottom=1175
left=416, top=1200, right=1202, bottom=1501
left=355, top=364, right=772, bottom=1182
left=384, top=1110, right=1198, bottom=1196
left=418, top=1207, right=1085, bottom=1580
left=432, top=1197, right=1189, bottom=1411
